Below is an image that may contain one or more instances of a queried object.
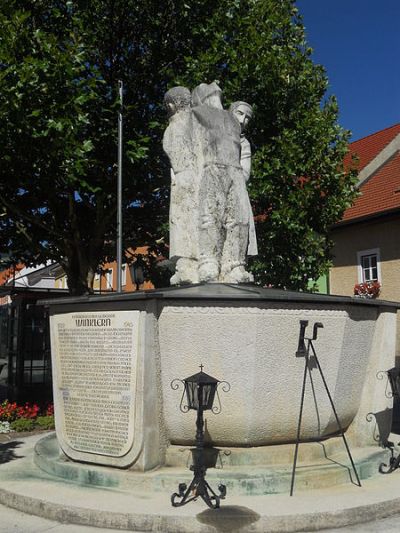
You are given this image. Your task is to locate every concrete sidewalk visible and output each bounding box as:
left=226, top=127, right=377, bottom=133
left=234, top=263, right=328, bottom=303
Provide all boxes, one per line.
left=2, top=501, right=400, bottom=533
left=0, top=503, right=125, bottom=532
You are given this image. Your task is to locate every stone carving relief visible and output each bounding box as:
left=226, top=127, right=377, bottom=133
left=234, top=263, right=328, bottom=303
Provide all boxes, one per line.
left=163, top=82, right=257, bottom=285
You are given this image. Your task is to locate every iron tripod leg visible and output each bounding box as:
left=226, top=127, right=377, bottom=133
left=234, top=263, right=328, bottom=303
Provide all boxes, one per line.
left=290, top=339, right=362, bottom=496
left=290, top=341, right=310, bottom=496
left=309, top=341, right=362, bottom=488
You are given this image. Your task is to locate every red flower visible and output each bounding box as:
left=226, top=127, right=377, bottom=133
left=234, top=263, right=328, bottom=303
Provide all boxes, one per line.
left=354, top=281, right=381, bottom=299
left=0, top=400, right=52, bottom=422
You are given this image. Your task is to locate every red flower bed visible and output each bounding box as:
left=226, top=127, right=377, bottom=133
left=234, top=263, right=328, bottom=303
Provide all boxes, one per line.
left=0, top=400, right=54, bottom=422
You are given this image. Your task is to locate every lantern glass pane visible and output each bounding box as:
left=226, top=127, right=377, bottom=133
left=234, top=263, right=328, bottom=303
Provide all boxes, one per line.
left=203, top=384, right=210, bottom=409
left=387, top=367, right=400, bottom=398
left=389, top=369, right=400, bottom=397
left=202, top=384, right=217, bottom=410
left=185, top=381, right=198, bottom=409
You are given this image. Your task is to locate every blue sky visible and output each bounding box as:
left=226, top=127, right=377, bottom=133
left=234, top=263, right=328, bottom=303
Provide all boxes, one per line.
left=296, top=0, right=400, bottom=141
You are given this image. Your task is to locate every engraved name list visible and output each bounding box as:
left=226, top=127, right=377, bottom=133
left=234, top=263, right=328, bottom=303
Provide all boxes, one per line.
left=52, top=311, right=140, bottom=457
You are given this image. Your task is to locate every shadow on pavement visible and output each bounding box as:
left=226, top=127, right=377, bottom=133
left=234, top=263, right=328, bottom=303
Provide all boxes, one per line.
left=197, top=505, right=260, bottom=532
left=0, top=441, right=23, bottom=464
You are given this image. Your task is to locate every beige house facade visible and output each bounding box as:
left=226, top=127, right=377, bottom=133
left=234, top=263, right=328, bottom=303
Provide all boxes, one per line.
left=330, top=215, right=400, bottom=299
left=330, top=124, right=400, bottom=356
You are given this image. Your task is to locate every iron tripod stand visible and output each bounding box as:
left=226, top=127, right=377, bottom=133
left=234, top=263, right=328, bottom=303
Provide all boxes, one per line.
left=290, top=321, right=362, bottom=496
left=171, top=398, right=226, bottom=509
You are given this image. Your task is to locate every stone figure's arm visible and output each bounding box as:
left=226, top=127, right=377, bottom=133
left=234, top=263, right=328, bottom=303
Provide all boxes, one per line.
left=163, top=115, right=196, bottom=176
left=163, top=127, right=183, bottom=176
left=240, top=137, right=252, bottom=182
left=162, top=126, right=175, bottom=169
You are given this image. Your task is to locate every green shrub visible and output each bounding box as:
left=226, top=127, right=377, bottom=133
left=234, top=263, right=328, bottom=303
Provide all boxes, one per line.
left=10, top=418, right=35, bottom=432
left=35, top=415, right=55, bottom=430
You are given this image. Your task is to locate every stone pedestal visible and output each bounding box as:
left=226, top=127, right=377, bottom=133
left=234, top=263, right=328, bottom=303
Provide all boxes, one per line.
left=43, top=284, right=399, bottom=471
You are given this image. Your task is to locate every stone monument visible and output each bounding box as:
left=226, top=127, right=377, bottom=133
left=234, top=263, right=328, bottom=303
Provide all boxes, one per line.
left=20, top=82, right=399, bottom=531
left=163, top=82, right=256, bottom=285
left=43, top=82, right=398, bottom=474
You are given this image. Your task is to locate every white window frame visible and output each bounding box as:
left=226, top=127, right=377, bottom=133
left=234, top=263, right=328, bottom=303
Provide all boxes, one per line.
left=357, top=248, right=381, bottom=284
left=105, top=268, right=113, bottom=290
left=121, top=264, right=127, bottom=286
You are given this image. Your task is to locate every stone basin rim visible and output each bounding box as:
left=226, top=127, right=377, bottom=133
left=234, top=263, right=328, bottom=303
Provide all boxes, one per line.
left=38, top=282, right=400, bottom=308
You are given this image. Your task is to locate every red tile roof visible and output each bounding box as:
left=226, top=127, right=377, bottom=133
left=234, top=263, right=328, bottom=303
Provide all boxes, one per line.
left=344, top=123, right=400, bottom=172
left=342, top=124, right=400, bottom=223
left=342, top=151, right=400, bottom=222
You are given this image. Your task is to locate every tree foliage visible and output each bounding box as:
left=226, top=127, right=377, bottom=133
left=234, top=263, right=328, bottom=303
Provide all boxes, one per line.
left=0, top=0, right=218, bottom=294
left=0, top=0, right=357, bottom=293
left=176, top=0, right=358, bottom=289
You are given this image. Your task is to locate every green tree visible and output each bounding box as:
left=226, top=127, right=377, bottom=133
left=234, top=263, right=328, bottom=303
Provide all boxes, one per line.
left=0, top=0, right=357, bottom=294
left=0, top=4, right=108, bottom=295
left=0, top=0, right=217, bottom=294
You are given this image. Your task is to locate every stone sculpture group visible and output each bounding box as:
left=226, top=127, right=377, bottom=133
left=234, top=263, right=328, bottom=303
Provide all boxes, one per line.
left=163, top=82, right=257, bottom=285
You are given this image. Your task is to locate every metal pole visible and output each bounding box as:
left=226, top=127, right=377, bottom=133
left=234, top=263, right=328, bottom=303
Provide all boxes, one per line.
left=290, top=339, right=309, bottom=496
left=117, top=80, right=123, bottom=293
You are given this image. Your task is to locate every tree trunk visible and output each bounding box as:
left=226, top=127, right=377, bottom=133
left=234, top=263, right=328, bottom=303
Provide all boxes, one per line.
left=62, top=191, right=104, bottom=295
left=61, top=242, right=100, bottom=296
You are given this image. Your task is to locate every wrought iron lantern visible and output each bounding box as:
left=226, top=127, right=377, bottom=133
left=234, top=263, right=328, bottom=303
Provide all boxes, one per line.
left=182, top=369, right=218, bottom=412
left=170, top=365, right=230, bottom=509
left=387, top=367, right=400, bottom=398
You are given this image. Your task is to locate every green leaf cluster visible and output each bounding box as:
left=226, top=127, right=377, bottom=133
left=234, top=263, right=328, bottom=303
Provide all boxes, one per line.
left=10, top=418, right=35, bottom=432
left=34, top=415, right=55, bottom=430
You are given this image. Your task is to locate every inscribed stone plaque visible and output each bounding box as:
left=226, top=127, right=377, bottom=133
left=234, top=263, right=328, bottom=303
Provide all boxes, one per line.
left=51, top=311, right=140, bottom=458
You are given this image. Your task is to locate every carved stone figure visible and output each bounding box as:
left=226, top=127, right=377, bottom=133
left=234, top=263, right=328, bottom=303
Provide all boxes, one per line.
left=162, top=83, right=257, bottom=285
left=229, top=101, right=258, bottom=257
left=191, top=82, right=253, bottom=283
left=163, top=86, right=200, bottom=284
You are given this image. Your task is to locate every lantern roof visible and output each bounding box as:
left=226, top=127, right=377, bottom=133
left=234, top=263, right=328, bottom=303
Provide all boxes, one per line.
left=388, top=367, right=400, bottom=378
left=183, top=369, right=219, bottom=385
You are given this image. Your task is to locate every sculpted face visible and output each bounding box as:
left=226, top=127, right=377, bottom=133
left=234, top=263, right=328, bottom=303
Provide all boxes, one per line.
left=232, top=104, right=252, bottom=133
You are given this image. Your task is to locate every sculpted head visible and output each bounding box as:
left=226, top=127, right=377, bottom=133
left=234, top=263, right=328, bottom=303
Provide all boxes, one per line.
left=164, top=86, right=191, bottom=118
left=192, top=82, right=223, bottom=109
left=230, top=101, right=253, bottom=133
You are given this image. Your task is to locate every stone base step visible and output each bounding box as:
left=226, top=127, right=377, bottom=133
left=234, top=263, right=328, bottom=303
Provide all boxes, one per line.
left=165, top=435, right=374, bottom=466
left=35, top=433, right=387, bottom=496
